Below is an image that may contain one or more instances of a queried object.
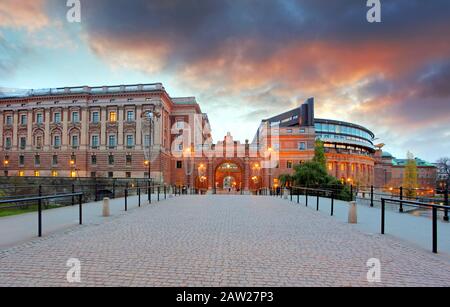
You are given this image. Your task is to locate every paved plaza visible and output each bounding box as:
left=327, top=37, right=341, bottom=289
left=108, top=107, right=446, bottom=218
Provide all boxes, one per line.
left=1, top=195, right=450, bottom=287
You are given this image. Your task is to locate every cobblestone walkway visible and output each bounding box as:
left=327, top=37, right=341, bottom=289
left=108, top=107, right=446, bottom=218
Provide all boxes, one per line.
left=1, top=195, right=450, bottom=287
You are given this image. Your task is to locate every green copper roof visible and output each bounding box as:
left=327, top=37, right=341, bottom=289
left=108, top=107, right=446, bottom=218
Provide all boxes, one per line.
left=392, top=158, right=435, bottom=167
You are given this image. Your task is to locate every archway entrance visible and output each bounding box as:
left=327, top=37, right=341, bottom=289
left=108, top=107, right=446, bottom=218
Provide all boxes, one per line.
left=215, top=162, right=242, bottom=193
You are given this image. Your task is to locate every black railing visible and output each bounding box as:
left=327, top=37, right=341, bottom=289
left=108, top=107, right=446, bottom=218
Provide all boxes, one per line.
left=381, top=198, right=450, bottom=253
left=0, top=192, right=83, bottom=237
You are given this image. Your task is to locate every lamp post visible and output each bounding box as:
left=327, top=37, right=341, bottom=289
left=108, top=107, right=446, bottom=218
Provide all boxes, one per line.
left=143, top=109, right=160, bottom=183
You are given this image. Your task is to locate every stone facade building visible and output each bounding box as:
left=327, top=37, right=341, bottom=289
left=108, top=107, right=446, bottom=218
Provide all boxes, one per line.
left=0, top=83, right=436, bottom=193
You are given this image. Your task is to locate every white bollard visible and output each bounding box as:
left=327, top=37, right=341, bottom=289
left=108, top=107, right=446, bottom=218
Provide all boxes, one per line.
left=169, top=186, right=174, bottom=198
left=102, top=197, right=110, bottom=217
left=348, top=201, right=357, bottom=224
left=283, top=189, right=289, bottom=199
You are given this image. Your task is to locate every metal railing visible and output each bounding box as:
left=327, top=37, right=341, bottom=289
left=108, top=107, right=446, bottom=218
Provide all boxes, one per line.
left=381, top=198, right=450, bottom=253
left=0, top=192, right=83, bottom=237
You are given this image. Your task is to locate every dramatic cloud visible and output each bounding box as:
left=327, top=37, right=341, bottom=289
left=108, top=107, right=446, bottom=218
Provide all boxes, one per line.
left=0, top=0, right=49, bottom=31
left=1, top=0, right=450, bottom=160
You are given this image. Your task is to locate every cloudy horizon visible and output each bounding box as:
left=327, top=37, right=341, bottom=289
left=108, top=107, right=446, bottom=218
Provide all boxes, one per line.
left=1, top=0, right=449, bottom=162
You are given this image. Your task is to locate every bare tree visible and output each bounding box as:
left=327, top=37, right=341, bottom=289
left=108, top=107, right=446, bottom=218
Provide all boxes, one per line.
left=437, top=157, right=450, bottom=186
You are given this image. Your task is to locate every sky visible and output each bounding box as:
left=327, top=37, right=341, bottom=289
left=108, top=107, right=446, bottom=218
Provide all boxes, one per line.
left=0, top=0, right=449, bottom=162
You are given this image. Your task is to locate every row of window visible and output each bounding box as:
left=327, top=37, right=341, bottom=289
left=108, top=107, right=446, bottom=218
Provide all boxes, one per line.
left=3, top=134, right=151, bottom=150
left=4, top=110, right=137, bottom=126
left=315, top=123, right=373, bottom=141
left=316, top=134, right=373, bottom=147
left=5, top=153, right=135, bottom=167
left=7, top=170, right=133, bottom=179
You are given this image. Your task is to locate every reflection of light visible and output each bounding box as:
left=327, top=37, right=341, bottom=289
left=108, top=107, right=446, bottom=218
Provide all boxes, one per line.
left=144, top=160, right=149, bottom=166
left=70, top=160, right=75, bottom=166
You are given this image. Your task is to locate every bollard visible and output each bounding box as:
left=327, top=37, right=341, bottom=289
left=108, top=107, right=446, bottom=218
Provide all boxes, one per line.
left=370, top=185, right=374, bottom=207
left=103, top=197, right=110, bottom=217
left=399, top=186, right=404, bottom=213
left=71, top=183, right=75, bottom=206
left=38, top=185, right=42, bottom=237
left=138, top=188, right=141, bottom=207
left=348, top=201, right=357, bottom=224
left=124, top=183, right=128, bottom=211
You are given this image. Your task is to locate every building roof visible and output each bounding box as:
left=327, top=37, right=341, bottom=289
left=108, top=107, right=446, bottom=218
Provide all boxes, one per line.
left=0, top=83, right=165, bottom=99
left=382, top=151, right=393, bottom=158
left=392, top=157, right=435, bottom=167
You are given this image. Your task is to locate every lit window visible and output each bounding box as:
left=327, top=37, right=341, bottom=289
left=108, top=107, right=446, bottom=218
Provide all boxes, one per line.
left=70, top=171, right=77, bottom=178
left=18, top=171, right=25, bottom=177
left=51, top=170, right=58, bottom=177
left=34, top=171, right=40, bottom=177
left=109, top=111, right=117, bottom=122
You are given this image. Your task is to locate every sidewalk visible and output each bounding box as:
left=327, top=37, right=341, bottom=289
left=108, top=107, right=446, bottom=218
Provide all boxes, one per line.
left=0, top=193, right=171, bottom=249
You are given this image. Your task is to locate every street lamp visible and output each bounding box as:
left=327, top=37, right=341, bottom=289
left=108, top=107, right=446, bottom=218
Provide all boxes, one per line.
left=143, top=109, right=161, bottom=182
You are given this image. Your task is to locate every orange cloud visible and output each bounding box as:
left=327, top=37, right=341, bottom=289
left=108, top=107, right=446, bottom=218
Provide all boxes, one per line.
left=0, top=0, right=49, bottom=31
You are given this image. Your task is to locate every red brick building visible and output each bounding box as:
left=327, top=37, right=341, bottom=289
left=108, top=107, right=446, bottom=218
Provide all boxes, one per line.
left=2, top=83, right=430, bottom=193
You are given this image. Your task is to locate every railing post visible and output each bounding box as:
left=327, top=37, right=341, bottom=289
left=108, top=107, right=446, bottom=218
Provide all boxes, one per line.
left=112, top=179, right=116, bottom=199
left=399, top=186, right=404, bottom=213
left=305, top=188, right=308, bottom=207
left=125, top=183, right=128, bottom=211
left=331, top=192, right=334, bottom=216
left=94, top=183, right=98, bottom=202
left=38, top=185, right=42, bottom=237
left=157, top=186, right=160, bottom=202
left=370, top=185, right=374, bottom=207
left=350, top=184, right=353, bottom=201
left=432, top=206, right=438, bottom=254
left=297, top=188, right=299, bottom=204
left=444, top=185, right=449, bottom=222
left=381, top=199, right=385, bottom=235
left=290, top=188, right=292, bottom=202
left=138, top=187, right=141, bottom=207
left=71, top=183, right=75, bottom=206
left=164, top=186, right=167, bottom=199
left=147, top=181, right=150, bottom=201
left=316, top=192, right=319, bottom=211
left=79, top=194, right=83, bottom=225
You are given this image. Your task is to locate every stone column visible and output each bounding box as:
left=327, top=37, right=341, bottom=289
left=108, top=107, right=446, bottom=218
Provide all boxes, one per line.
left=44, top=109, right=50, bottom=149
left=12, top=111, right=18, bottom=147
left=62, top=108, right=69, bottom=149
left=80, top=108, right=88, bottom=150
left=136, top=105, right=142, bottom=150
left=101, top=107, right=107, bottom=149
left=26, top=110, right=33, bottom=150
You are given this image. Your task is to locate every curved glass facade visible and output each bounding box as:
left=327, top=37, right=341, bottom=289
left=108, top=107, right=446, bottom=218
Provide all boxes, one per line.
left=314, top=119, right=375, bottom=152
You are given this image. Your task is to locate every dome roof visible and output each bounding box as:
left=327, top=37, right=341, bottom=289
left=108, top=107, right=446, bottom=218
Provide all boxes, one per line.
left=381, top=151, right=393, bottom=158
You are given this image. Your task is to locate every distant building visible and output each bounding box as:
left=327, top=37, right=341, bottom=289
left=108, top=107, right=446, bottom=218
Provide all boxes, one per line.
left=374, top=151, right=437, bottom=193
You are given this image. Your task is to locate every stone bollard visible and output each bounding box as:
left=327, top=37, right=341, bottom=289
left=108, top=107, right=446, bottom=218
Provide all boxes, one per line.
left=283, top=189, right=289, bottom=199
left=169, top=186, right=174, bottom=198
left=348, top=201, right=357, bottom=224
left=102, top=197, right=110, bottom=217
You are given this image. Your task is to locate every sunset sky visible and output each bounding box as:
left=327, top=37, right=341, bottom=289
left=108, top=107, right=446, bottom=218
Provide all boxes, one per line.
left=1, top=0, right=449, bottom=161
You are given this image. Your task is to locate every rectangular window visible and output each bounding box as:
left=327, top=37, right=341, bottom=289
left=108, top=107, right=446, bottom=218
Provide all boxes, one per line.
left=178, top=143, right=183, bottom=151
left=54, top=112, right=61, bottom=123
left=286, top=129, right=293, bottom=134
left=72, top=135, right=79, bottom=148
left=108, top=135, right=116, bottom=148
left=35, top=155, right=40, bottom=166
left=109, top=111, right=117, bottom=122
left=287, top=161, right=293, bottom=169
left=52, top=155, right=58, bottom=166
left=36, top=136, right=42, bottom=149
left=91, top=155, right=97, bottom=165
left=176, top=120, right=184, bottom=129
left=20, top=114, right=27, bottom=125
left=20, top=137, right=26, bottom=150
left=5, top=137, right=11, bottom=149
left=36, top=113, right=43, bottom=124
left=19, top=155, right=25, bottom=166
left=18, top=171, right=25, bottom=177
left=91, top=135, right=99, bottom=148
left=54, top=135, right=61, bottom=148
left=51, top=170, right=58, bottom=177
left=108, top=155, right=114, bottom=165
left=34, top=171, right=40, bottom=177
left=176, top=161, right=183, bottom=169
left=91, top=172, right=96, bottom=178
left=127, top=111, right=134, bottom=122
left=5, top=115, right=12, bottom=125
left=108, top=172, right=114, bottom=178
left=126, top=135, right=134, bottom=147
left=92, top=111, right=100, bottom=123
left=144, top=135, right=151, bottom=147
left=300, top=128, right=306, bottom=133
left=298, top=142, right=306, bottom=150
left=72, top=111, right=79, bottom=123
left=125, top=172, right=131, bottom=178
left=126, top=154, right=132, bottom=166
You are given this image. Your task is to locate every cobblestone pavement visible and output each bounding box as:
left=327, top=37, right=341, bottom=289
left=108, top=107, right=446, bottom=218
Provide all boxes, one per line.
left=1, top=195, right=450, bottom=287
